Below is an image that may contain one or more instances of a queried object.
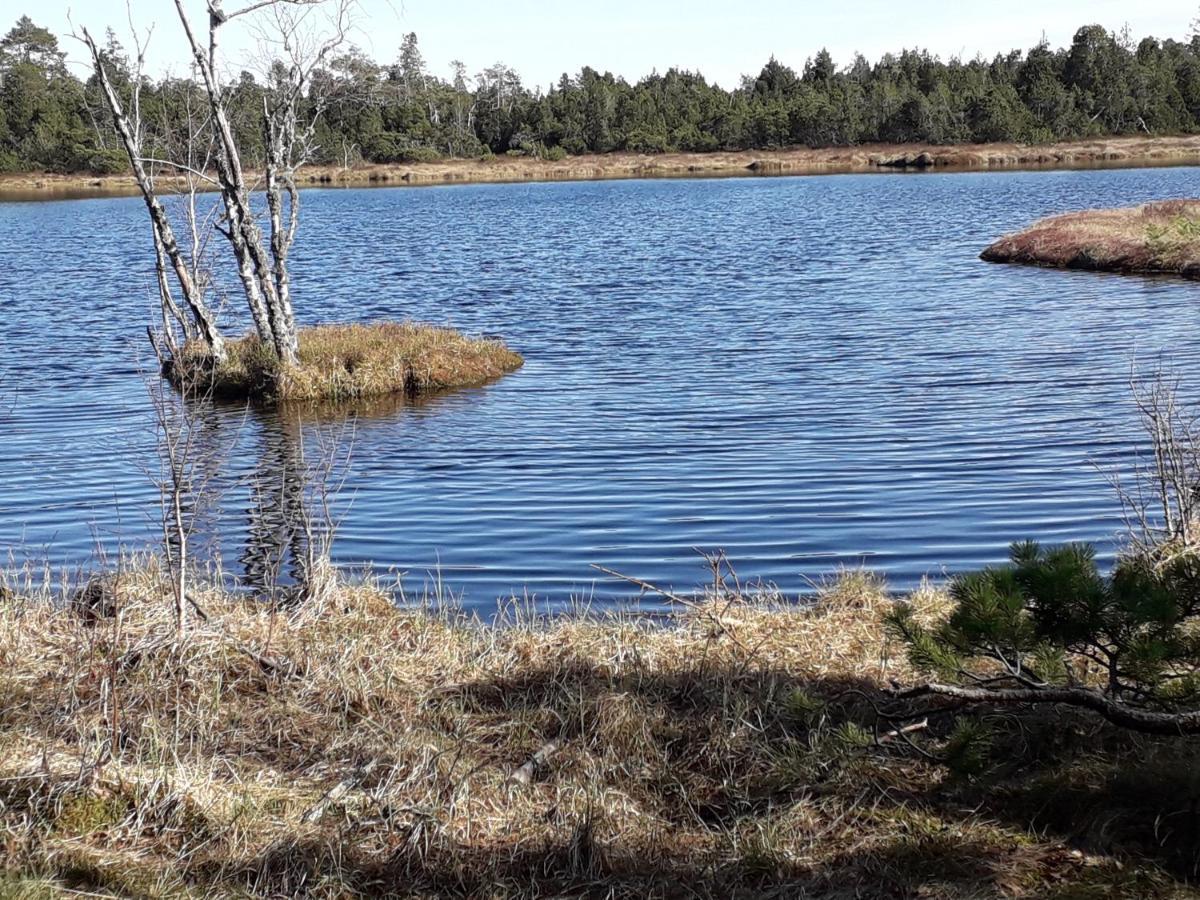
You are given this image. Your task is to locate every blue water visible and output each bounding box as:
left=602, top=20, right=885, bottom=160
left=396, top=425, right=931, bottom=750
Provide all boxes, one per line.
left=1, top=167, right=1198, bottom=609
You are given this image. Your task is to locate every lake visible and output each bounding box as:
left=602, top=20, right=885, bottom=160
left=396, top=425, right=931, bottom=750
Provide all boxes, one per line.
left=1, top=167, right=1198, bottom=611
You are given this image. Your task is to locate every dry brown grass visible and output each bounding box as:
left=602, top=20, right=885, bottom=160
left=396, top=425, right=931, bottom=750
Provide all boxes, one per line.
left=981, top=199, right=1200, bottom=278
left=1, top=564, right=1196, bottom=898
left=8, top=135, right=1200, bottom=198
left=171, top=322, right=524, bottom=403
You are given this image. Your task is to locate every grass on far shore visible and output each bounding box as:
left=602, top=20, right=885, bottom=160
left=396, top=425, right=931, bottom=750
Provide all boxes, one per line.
left=2, top=562, right=1199, bottom=898
left=8, top=135, right=1200, bottom=198
left=170, top=322, right=524, bottom=403
left=981, top=198, right=1200, bottom=278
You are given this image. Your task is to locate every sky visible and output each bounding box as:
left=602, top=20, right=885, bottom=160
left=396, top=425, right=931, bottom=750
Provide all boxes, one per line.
left=16, top=0, right=1199, bottom=89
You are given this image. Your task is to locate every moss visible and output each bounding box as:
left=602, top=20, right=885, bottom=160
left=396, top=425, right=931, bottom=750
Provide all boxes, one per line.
left=53, top=793, right=127, bottom=837
left=170, top=321, right=523, bottom=404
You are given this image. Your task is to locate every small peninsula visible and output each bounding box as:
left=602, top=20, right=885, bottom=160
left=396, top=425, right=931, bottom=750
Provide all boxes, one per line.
left=982, top=199, right=1200, bottom=279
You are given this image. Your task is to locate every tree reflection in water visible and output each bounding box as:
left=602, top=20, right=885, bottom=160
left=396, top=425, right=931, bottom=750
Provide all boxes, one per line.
left=167, top=389, right=456, bottom=603
left=236, top=391, right=448, bottom=603
left=240, top=404, right=350, bottom=604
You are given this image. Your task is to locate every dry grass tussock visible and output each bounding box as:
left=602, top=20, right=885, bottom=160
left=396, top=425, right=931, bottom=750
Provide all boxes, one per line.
left=2, top=564, right=1197, bottom=898
left=170, top=322, right=524, bottom=403
left=981, top=199, right=1200, bottom=278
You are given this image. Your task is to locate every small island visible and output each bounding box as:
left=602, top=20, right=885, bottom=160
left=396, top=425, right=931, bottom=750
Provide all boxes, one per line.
left=981, top=199, right=1200, bottom=279
left=170, top=323, right=524, bottom=403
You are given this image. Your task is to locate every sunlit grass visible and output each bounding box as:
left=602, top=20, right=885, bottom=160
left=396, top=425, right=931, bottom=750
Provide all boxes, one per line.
left=1, top=561, right=1190, bottom=896
left=171, top=321, right=524, bottom=403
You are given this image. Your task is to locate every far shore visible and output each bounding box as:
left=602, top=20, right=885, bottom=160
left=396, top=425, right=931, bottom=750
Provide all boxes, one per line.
left=4, top=135, right=1200, bottom=199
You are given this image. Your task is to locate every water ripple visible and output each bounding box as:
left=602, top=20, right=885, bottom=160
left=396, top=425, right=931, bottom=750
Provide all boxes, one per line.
left=0, top=168, right=1197, bottom=608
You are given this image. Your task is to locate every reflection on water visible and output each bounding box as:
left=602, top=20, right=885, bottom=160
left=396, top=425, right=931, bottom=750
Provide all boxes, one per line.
left=241, top=412, right=318, bottom=600
left=216, top=392, right=456, bottom=600
left=230, top=402, right=364, bottom=600
left=3, top=167, right=1200, bottom=610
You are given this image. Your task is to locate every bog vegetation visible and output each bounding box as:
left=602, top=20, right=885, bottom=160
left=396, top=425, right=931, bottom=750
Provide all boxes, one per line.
left=171, top=323, right=524, bottom=402
left=982, top=199, right=1200, bottom=278
left=6, top=14, right=1200, bottom=174
left=6, top=562, right=1200, bottom=898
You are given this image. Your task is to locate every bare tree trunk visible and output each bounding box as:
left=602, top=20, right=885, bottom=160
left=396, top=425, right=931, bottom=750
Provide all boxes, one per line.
left=894, top=681, right=1200, bottom=737
left=90, top=0, right=353, bottom=372
left=263, top=96, right=301, bottom=360
left=152, top=231, right=192, bottom=358
left=82, top=27, right=226, bottom=362
left=173, top=0, right=303, bottom=365
left=256, top=0, right=353, bottom=364
left=218, top=188, right=277, bottom=345
left=264, top=175, right=300, bottom=357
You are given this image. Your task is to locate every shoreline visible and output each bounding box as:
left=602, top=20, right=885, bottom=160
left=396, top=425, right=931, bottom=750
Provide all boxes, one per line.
left=4, top=135, right=1200, bottom=200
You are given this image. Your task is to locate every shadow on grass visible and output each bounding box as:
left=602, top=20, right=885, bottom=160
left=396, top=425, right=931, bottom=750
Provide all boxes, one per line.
left=937, top=711, right=1200, bottom=884
left=146, top=662, right=1200, bottom=898
left=7, top=579, right=1199, bottom=900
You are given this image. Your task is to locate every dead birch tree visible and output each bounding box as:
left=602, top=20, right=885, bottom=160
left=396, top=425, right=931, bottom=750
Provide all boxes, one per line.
left=1110, top=370, right=1200, bottom=555
left=81, top=24, right=226, bottom=362
left=81, top=0, right=355, bottom=369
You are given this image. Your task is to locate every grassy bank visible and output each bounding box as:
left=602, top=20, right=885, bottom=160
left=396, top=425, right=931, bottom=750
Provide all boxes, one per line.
left=981, top=199, right=1200, bottom=278
left=1, top=564, right=1197, bottom=898
left=5, top=135, right=1200, bottom=199
left=171, top=322, right=524, bottom=403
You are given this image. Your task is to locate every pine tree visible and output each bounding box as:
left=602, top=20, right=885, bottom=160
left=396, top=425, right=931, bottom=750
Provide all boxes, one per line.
left=398, top=32, right=425, bottom=98
left=887, top=541, right=1200, bottom=734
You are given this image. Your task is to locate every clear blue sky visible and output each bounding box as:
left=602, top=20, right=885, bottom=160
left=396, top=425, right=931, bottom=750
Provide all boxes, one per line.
left=30, top=0, right=1200, bottom=88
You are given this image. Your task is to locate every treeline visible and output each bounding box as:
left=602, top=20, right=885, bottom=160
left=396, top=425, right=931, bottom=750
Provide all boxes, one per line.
left=4, top=14, right=1200, bottom=174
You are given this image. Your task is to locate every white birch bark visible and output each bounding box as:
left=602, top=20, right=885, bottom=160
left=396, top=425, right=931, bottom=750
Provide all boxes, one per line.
left=82, top=27, right=226, bottom=362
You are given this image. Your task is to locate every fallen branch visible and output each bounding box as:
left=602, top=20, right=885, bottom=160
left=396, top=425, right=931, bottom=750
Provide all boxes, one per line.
left=234, top=640, right=302, bottom=678
left=509, top=740, right=561, bottom=786
left=590, top=565, right=700, bottom=608
left=893, top=682, right=1200, bottom=736
left=591, top=564, right=753, bottom=655
left=302, top=759, right=379, bottom=823
left=877, top=718, right=929, bottom=745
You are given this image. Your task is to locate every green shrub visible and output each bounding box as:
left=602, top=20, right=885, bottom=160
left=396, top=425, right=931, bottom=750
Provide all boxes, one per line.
left=623, top=128, right=670, bottom=154
left=398, top=146, right=441, bottom=164
left=75, top=147, right=128, bottom=175
left=887, top=541, right=1200, bottom=734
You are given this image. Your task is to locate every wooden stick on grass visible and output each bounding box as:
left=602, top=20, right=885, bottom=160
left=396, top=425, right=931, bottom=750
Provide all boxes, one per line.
left=509, top=740, right=561, bottom=786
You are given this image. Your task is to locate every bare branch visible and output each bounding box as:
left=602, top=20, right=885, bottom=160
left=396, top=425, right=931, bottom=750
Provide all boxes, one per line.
left=892, top=682, right=1200, bottom=736
left=78, top=25, right=226, bottom=360
left=222, top=0, right=329, bottom=22
left=135, top=157, right=221, bottom=185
